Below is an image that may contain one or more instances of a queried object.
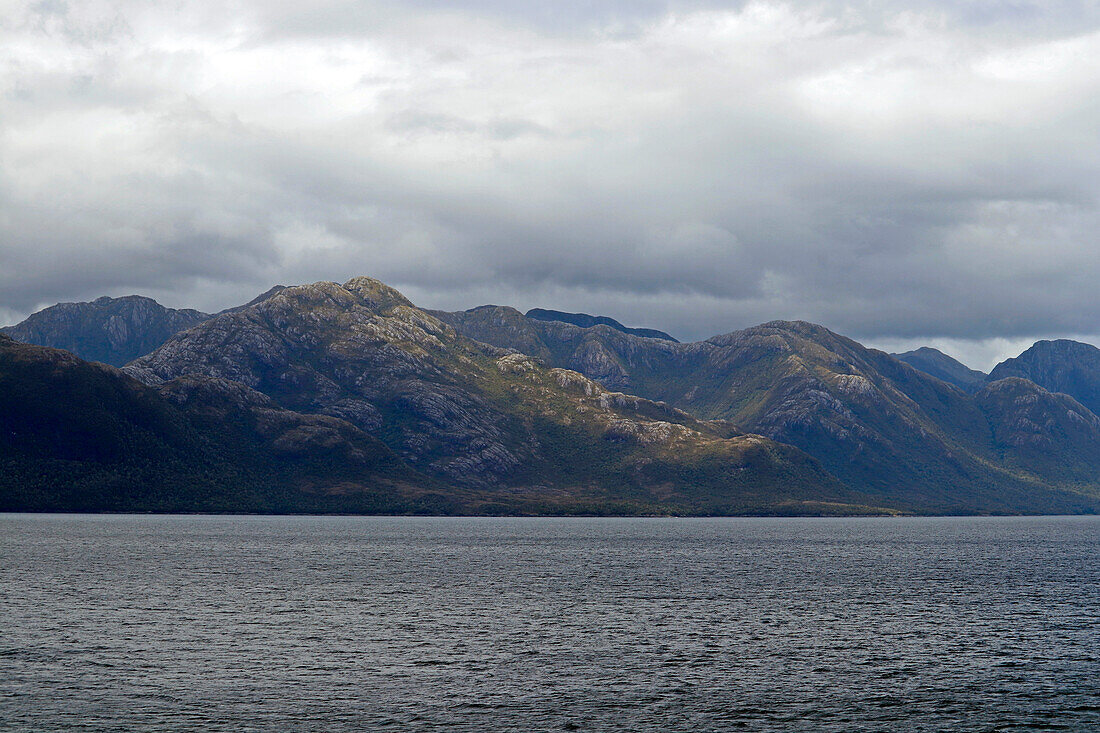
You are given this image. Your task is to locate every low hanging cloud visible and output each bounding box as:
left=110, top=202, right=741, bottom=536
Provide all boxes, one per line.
left=3, top=0, right=1100, bottom=368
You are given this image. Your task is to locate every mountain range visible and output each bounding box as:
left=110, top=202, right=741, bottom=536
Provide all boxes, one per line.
left=4, top=277, right=1100, bottom=515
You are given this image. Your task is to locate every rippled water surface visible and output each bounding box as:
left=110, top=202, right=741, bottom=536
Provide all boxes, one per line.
left=2, top=515, right=1099, bottom=731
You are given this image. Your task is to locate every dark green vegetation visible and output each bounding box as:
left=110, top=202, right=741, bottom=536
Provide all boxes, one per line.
left=0, top=334, right=440, bottom=514
left=525, top=308, right=678, bottom=342
left=7, top=277, right=1100, bottom=515
left=893, top=346, right=988, bottom=393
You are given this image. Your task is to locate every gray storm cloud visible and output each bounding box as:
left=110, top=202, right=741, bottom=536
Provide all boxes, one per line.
left=2, top=0, right=1100, bottom=368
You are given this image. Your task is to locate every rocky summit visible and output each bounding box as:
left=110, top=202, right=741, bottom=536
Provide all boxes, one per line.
left=892, top=346, right=987, bottom=393
left=0, top=286, right=292, bottom=368
left=990, top=339, right=1100, bottom=417
left=0, top=295, right=210, bottom=367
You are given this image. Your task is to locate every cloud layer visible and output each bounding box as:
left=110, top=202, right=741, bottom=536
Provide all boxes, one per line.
left=3, top=0, right=1100, bottom=367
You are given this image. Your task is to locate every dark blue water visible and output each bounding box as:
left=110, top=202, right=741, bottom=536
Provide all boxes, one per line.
left=2, top=515, right=1098, bottom=731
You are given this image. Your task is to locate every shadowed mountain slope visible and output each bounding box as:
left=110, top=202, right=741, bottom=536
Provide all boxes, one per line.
left=525, top=308, right=678, bottom=342
left=0, top=334, right=432, bottom=513
left=990, top=340, right=1100, bottom=417
left=1, top=296, right=210, bottom=366
left=893, top=347, right=987, bottom=393
left=2, top=287, right=295, bottom=368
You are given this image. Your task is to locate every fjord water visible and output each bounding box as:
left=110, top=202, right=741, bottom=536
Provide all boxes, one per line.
left=2, top=516, right=1098, bottom=732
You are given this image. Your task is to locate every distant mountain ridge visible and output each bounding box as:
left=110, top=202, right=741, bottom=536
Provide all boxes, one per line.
left=892, top=347, right=987, bottom=393
left=525, top=308, right=678, bottom=342
left=0, top=296, right=210, bottom=367
left=989, top=340, right=1100, bottom=417
left=0, top=286, right=289, bottom=367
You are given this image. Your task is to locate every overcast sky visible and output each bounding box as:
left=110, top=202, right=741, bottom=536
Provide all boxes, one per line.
left=2, top=0, right=1099, bottom=369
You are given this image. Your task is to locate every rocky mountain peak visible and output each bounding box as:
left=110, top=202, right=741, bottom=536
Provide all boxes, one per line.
left=892, top=346, right=986, bottom=393
left=757, top=320, right=834, bottom=337
left=468, top=304, right=528, bottom=321
left=267, top=281, right=360, bottom=311
left=342, top=276, right=415, bottom=313
left=0, top=294, right=211, bottom=367
left=989, top=339, right=1100, bottom=416
left=994, top=339, right=1100, bottom=370
left=704, top=321, right=857, bottom=365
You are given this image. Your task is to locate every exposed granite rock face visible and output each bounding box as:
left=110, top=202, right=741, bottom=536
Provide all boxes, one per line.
left=976, top=377, right=1100, bottom=485
left=126, top=278, right=865, bottom=514
left=436, top=312, right=1100, bottom=512
left=156, top=375, right=392, bottom=467
left=977, top=378, right=1100, bottom=448
left=990, top=340, right=1100, bottom=416
left=1, top=285, right=297, bottom=368
left=431, top=305, right=689, bottom=393
left=893, top=346, right=987, bottom=393
left=1, top=295, right=211, bottom=366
